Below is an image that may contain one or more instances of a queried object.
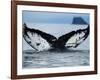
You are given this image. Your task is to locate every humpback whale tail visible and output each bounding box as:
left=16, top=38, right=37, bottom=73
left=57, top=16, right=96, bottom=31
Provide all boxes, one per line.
left=23, top=23, right=89, bottom=51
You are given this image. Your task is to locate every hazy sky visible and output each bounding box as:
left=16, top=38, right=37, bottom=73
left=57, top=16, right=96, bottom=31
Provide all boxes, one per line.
left=22, top=10, right=90, bottom=24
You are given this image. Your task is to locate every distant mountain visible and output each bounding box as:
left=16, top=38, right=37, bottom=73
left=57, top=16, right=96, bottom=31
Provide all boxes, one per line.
left=72, top=17, right=87, bottom=25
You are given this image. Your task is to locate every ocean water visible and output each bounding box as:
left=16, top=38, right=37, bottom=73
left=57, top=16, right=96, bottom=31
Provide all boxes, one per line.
left=22, top=49, right=90, bottom=68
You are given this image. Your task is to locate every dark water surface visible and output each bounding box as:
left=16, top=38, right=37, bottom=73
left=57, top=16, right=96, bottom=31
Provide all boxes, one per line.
left=22, top=49, right=89, bottom=68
